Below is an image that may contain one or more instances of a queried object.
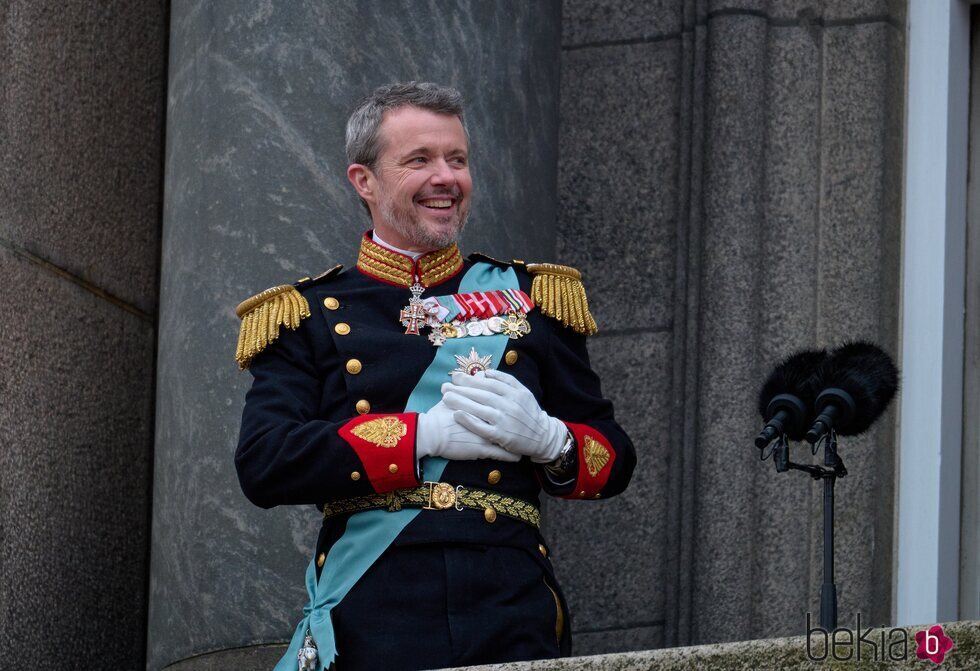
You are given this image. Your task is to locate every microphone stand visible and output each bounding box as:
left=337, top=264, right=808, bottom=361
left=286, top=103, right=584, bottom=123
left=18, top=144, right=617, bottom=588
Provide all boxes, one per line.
left=761, top=429, right=846, bottom=629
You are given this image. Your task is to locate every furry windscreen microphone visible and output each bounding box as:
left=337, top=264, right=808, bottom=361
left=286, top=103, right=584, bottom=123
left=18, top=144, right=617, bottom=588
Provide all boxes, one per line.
left=755, top=349, right=829, bottom=448
left=805, top=341, right=900, bottom=444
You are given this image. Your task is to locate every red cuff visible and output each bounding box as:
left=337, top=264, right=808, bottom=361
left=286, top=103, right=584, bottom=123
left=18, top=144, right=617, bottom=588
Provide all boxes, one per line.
left=561, top=422, right=616, bottom=499
left=338, top=413, right=420, bottom=493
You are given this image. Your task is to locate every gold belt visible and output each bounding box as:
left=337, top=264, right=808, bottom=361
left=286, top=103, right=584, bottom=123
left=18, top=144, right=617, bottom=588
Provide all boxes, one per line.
left=322, top=481, right=541, bottom=528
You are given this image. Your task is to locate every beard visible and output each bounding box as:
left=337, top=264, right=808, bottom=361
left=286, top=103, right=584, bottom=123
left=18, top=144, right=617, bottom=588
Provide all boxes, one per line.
left=377, top=182, right=469, bottom=251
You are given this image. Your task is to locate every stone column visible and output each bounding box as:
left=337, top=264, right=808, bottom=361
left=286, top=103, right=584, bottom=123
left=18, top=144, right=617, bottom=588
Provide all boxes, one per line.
left=148, top=2, right=561, bottom=668
left=0, top=1, right=166, bottom=669
left=550, top=0, right=906, bottom=654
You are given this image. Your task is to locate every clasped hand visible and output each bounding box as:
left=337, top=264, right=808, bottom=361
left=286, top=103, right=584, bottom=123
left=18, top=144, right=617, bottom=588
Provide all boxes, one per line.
left=416, top=399, right=520, bottom=462
left=440, top=369, right=565, bottom=463
left=416, top=369, right=565, bottom=463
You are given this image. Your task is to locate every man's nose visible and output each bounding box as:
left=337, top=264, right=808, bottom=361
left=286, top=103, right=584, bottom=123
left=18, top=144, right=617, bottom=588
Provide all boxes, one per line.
left=429, top=159, right=456, bottom=186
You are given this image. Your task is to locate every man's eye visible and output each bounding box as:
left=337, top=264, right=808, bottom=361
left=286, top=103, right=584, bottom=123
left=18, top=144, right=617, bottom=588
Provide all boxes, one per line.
left=411, top=157, right=427, bottom=164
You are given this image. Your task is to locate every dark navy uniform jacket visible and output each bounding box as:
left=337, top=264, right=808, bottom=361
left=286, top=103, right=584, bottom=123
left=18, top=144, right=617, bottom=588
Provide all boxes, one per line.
left=234, top=233, right=635, bottom=668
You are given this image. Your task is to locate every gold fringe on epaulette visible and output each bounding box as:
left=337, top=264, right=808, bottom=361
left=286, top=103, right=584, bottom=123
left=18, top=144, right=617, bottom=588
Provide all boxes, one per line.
left=526, top=263, right=598, bottom=335
left=234, top=285, right=311, bottom=369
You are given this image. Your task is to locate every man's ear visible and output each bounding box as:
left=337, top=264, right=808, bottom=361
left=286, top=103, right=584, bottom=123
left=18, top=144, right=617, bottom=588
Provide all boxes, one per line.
left=347, top=164, right=377, bottom=204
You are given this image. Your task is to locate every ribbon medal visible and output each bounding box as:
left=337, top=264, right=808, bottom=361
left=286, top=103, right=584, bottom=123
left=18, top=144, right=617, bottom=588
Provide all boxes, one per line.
left=422, top=288, right=534, bottom=346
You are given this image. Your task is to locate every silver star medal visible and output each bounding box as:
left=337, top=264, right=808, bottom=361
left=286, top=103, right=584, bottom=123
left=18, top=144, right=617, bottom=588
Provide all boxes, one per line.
left=450, top=347, right=493, bottom=376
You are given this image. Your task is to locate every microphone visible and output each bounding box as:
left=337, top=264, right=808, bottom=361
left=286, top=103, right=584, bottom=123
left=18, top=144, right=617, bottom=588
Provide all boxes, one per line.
left=805, top=341, right=899, bottom=444
left=755, top=349, right=829, bottom=448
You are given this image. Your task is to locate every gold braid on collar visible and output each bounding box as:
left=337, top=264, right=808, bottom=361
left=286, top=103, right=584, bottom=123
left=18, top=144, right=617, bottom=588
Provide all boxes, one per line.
left=356, top=234, right=463, bottom=288
left=525, top=263, right=599, bottom=336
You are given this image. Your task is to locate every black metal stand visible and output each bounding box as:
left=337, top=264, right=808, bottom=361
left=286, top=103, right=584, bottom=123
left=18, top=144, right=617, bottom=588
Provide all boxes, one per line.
left=761, top=430, right=845, bottom=630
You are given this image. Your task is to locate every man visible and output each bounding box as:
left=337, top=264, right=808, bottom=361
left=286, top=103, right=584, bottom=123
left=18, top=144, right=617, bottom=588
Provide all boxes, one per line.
left=234, top=82, right=635, bottom=671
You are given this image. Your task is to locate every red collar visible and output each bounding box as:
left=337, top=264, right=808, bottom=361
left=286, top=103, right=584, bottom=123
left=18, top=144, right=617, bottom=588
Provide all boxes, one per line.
left=355, top=232, right=463, bottom=288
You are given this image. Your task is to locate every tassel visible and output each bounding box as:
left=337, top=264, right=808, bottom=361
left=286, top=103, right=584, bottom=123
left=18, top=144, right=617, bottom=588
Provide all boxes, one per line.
left=235, top=284, right=311, bottom=369
left=526, top=263, right=598, bottom=336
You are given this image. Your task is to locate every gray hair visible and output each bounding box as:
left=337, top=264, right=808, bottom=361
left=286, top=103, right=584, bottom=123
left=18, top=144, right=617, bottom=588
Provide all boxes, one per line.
left=345, top=81, right=468, bottom=170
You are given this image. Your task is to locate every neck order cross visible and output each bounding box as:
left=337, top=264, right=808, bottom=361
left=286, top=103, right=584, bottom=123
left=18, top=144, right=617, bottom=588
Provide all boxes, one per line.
left=400, top=281, right=429, bottom=335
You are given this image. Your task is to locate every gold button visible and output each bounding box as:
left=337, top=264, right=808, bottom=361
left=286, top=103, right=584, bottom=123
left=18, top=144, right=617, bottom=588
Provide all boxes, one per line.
left=579, top=491, right=587, bottom=498
left=388, top=464, right=398, bottom=474
left=538, top=543, right=548, bottom=558
left=484, top=507, right=497, bottom=523
left=594, top=493, right=602, bottom=499
left=323, top=297, right=340, bottom=310
left=487, top=470, right=502, bottom=485
left=334, top=322, right=351, bottom=335
left=316, top=553, right=326, bottom=568
left=355, top=399, right=371, bottom=414
left=346, top=359, right=362, bottom=375
left=350, top=471, right=361, bottom=481
left=504, top=350, right=519, bottom=365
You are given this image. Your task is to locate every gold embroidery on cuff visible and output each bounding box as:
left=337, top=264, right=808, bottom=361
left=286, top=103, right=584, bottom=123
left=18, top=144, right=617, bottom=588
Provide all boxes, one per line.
left=583, top=435, right=611, bottom=477
left=350, top=416, right=407, bottom=448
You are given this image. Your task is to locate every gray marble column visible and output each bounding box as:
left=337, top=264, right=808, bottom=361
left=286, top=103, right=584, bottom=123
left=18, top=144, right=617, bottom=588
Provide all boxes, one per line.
left=0, top=2, right=165, bottom=669
left=149, top=2, right=561, bottom=668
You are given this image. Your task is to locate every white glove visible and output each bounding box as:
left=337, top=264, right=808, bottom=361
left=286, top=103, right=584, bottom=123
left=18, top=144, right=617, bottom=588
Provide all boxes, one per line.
left=442, top=369, right=566, bottom=463
left=416, top=399, right=521, bottom=462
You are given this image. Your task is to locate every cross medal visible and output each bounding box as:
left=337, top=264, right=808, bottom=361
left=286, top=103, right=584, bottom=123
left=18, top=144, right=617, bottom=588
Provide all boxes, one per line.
left=399, top=280, right=428, bottom=335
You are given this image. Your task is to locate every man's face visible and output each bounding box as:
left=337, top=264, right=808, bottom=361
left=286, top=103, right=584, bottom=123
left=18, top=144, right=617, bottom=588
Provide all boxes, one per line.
left=368, top=106, right=472, bottom=251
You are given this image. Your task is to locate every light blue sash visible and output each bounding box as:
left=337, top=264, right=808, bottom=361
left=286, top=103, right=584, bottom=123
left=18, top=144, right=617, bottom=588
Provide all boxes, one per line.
left=275, top=262, right=517, bottom=671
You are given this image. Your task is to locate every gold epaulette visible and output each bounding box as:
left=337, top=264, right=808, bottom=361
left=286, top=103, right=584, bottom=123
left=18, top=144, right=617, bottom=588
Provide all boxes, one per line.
left=234, top=265, right=344, bottom=369
left=525, top=263, right=598, bottom=336
left=234, top=284, right=311, bottom=370
left=235, top=276, right=318, bottom=370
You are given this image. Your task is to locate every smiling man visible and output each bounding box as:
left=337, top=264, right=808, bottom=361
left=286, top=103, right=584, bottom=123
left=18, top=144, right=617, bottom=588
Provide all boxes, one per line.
left=234, top=82, right=635, bottom=671
left=347, top=103, right=472, bottom=250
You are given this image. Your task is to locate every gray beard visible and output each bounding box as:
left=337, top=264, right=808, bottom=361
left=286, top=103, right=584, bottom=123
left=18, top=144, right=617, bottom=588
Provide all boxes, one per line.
left=378, top=190, right=468, bottom=251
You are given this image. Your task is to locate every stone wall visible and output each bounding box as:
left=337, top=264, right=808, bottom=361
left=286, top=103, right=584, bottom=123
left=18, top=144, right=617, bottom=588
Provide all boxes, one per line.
left=0, top=1, right=910, bottom=667
left=0, top=1, right=167, bottom=669
left=547, top=0, right=906, bottom=656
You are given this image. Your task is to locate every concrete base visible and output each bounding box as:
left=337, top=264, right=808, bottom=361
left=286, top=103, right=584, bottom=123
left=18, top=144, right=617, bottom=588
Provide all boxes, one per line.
left=162, top=620, right=978, bottom=670
left=442, top=620, right=980, bottom=671
left=163, top=644, right=285, bottom=670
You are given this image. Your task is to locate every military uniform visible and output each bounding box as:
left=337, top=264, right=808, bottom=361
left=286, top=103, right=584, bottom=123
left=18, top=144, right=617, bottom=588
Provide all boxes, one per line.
left=235, top=232, right=635, bottom=671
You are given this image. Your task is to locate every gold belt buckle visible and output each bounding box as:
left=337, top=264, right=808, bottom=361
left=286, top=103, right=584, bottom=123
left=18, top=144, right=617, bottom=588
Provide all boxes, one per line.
left=423, top=482, right=465, bottom=511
